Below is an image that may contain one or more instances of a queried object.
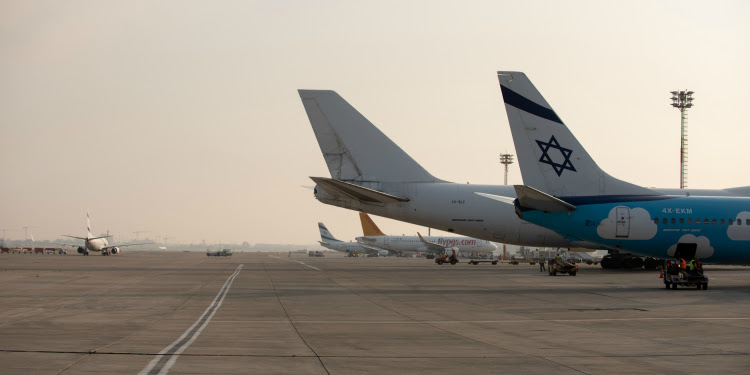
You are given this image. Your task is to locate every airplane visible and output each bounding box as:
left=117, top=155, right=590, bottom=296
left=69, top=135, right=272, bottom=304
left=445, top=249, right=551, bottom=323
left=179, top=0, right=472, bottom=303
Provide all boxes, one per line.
left=317, top=222, right=372, bottom=255
left=355, top=213, right=497, bottom=258
left=299, top=90, right=595, bottom=253
left=477, top=71, right=750, bottom=266
left=58, top=212, right=151, bottom=256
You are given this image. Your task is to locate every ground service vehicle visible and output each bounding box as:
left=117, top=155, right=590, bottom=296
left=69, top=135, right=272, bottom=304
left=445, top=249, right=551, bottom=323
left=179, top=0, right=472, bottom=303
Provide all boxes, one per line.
left=549, top=258, right=578, bottom=276
left=207, top=249, right=232, bottom=257
left=468, top=258, right=498, bottom=265
left=663, top=259, right=708, bottom=290
left=435, top=249, right=459, bottom=265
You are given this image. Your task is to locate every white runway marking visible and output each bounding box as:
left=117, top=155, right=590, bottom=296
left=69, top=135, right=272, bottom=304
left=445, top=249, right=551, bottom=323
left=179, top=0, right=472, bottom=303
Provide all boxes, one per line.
left=269, top=255, right=321, bottom=271
left=138, top=264, right=243, bottom=375
left=292, top=260, right=320, bottom=271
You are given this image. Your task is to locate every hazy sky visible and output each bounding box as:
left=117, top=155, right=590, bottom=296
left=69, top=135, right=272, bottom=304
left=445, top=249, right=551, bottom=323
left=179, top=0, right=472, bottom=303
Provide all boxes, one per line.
left=1, top=1, right=749, bottom=245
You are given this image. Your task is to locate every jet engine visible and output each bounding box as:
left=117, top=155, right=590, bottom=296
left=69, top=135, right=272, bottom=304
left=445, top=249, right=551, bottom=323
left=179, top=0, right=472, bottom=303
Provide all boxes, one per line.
left=110, top=247, right=120, bottom=254
left=378, top=249, right=389, bottom=257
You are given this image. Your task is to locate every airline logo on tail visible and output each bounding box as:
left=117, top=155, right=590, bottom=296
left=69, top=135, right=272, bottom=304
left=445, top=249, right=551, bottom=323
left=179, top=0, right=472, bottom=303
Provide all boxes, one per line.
left=536, top=135, right=576, bottom=176
left=499, top=84, right=562, bottom=124
left=318, top=222, right=340, bottom=243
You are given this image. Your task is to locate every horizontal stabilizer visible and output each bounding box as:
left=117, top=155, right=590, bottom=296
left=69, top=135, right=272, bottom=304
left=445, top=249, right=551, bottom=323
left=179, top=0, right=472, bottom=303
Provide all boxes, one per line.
left=513, top=185, right=576, bottom=212
left=311, top=177, right=410, bottom=204
left=472, top=192, right=516, bottom=205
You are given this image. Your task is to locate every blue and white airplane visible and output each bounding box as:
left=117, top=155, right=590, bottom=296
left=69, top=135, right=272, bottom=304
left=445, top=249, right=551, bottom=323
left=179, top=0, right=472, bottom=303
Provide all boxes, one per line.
left=479, top=71, right=750, bottom=265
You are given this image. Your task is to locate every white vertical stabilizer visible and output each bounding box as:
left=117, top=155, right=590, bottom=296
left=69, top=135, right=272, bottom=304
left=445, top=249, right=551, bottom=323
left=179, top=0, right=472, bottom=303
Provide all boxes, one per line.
left=299, top=90, right=441, bottom=184
left=318, top=222, right=341, bottom=243
left=86, top=210, right=92, bottom=239
left=497, top=71, right=650, bottom=197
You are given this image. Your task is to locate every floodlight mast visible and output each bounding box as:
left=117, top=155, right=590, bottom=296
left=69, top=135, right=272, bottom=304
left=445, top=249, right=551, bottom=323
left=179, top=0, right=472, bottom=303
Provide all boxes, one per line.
left=499, top=153, right=514, bottom=186
left=671, top=90, right=694, bottom=189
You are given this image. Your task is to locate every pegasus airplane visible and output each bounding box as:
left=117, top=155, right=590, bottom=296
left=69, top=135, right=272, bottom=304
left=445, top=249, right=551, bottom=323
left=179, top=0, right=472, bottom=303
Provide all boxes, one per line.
left=59, top=212, right=151, bottom=256
left=355, top=212, right=497, bottom=257
left=477, top=71, right=750, bottom=266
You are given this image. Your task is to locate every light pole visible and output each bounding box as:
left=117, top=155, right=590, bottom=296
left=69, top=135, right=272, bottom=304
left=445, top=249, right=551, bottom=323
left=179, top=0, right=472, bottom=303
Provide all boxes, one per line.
left=671, top=90, right=694, bottom=189
left=499, top=153, right=514, bottom=185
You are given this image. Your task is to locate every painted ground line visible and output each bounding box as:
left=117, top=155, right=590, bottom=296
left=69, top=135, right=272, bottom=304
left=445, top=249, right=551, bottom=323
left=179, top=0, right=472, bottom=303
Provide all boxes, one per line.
left=138, top=264, right=244, bottom=375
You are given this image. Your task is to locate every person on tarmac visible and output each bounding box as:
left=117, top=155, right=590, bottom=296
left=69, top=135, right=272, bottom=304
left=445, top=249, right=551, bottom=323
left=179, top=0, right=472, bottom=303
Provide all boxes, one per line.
left=678, top=257, right=690, bottom=278
left=539, top=256, right=545, bottom=272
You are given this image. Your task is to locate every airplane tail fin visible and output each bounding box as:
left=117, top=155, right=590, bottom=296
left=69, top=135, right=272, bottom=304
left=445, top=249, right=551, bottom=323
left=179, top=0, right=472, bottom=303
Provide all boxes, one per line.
left=359, top=213, right=386, bottom=236
left=86, top=210, right=92, bottom=239
left=299, top=90, right=441, bottom=184
left=497, top=72, right=650, bottom=197
left=318, top=222, right=341, bottom=243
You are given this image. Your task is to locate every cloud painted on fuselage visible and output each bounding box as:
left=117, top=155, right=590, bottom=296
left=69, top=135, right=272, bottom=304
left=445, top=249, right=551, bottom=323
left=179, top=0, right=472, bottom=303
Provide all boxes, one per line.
left=728, top=212, right=750, bottom=241
left=596, top=206, right=657, bottom=240
left=667, top=234, right=714, bottom=258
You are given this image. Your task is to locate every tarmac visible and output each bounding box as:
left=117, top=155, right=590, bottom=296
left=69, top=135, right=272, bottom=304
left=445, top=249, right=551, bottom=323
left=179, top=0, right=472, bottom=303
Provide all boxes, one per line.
left=1, top=251, right=749, bottom=374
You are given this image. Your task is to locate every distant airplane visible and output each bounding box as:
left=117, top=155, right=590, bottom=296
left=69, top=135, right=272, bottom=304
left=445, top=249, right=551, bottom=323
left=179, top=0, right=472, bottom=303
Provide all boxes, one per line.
left=478, top=71, right=750, bottom=266
left=317, top=222, right=370, bottom=255
left=355, top=213, right=497, bottom=257
left=57, top=211, right=151, bottom=256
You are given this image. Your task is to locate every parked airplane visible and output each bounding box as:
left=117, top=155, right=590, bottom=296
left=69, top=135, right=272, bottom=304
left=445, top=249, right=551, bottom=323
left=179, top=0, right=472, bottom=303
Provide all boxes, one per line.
left=479, top=71, right=750, bottom=266
left=317, top=222, right=371, bottom=255
left=356, top=213, right=497, bottom=258
left=58, top=212, right=151, bottom=256
left=299, top=90, right=598, bottom=251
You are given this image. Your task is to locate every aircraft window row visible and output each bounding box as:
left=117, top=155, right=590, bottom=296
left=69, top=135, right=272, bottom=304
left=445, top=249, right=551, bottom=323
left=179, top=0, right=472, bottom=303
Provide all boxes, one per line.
left=653, top=217, right=743, bottom=225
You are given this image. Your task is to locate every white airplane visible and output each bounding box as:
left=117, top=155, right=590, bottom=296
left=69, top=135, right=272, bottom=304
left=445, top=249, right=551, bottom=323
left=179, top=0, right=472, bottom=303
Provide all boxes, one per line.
left=317, top=222, right=371, bottom=255
left=58, top=212, right=151, bottom=256
left=478, top=71, right=750, bottom=267
left=355, top=213, right=497, bottom=257
left=299, top=89, right=587, bottom=251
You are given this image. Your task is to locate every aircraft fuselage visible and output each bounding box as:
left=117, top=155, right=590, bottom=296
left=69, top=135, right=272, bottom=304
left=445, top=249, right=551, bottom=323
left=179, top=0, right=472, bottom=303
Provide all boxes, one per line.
left=315, top=181, right=576, bottom=249
left=517, top=196, right=750, bottom=264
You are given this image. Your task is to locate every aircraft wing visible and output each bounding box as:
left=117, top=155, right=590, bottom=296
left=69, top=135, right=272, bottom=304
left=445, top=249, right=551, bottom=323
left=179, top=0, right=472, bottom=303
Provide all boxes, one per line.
left=62, top=235, right=110, bottom=241
left=416, top=233, right=450, bottom=254
left=357, top=242, right=398, bottom=256
left=310, top=177, right=409, bottom=204
left=52, top=242, right=81, bottom=248
left=103, top=242, right=153, bottom=250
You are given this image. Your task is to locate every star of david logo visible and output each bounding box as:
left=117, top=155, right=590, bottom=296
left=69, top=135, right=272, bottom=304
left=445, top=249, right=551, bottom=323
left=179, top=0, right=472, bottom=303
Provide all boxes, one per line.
left=536, top=135, right=576, bottom=177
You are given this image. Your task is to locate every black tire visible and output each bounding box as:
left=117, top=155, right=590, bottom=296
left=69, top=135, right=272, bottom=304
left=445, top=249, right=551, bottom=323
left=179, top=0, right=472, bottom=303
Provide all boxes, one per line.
left=672, top=283, right=677, bottom=289
left=702, top=283, right=708, bottom=290
left=492, top=261, right=498, bottom=265
left=437, top=260, right=444, bottom=265
left=552, top=271, right=557, bottom=276
left=450, top=259, right=457, bottom=265
left=665, top=282, right=670, bottom=289
left=571, top=272, right=576, bottom=276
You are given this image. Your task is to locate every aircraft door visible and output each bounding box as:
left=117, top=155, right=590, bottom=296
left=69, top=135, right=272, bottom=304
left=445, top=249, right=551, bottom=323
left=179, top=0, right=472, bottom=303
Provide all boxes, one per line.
left=615, top=207, right=630, bottom=238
